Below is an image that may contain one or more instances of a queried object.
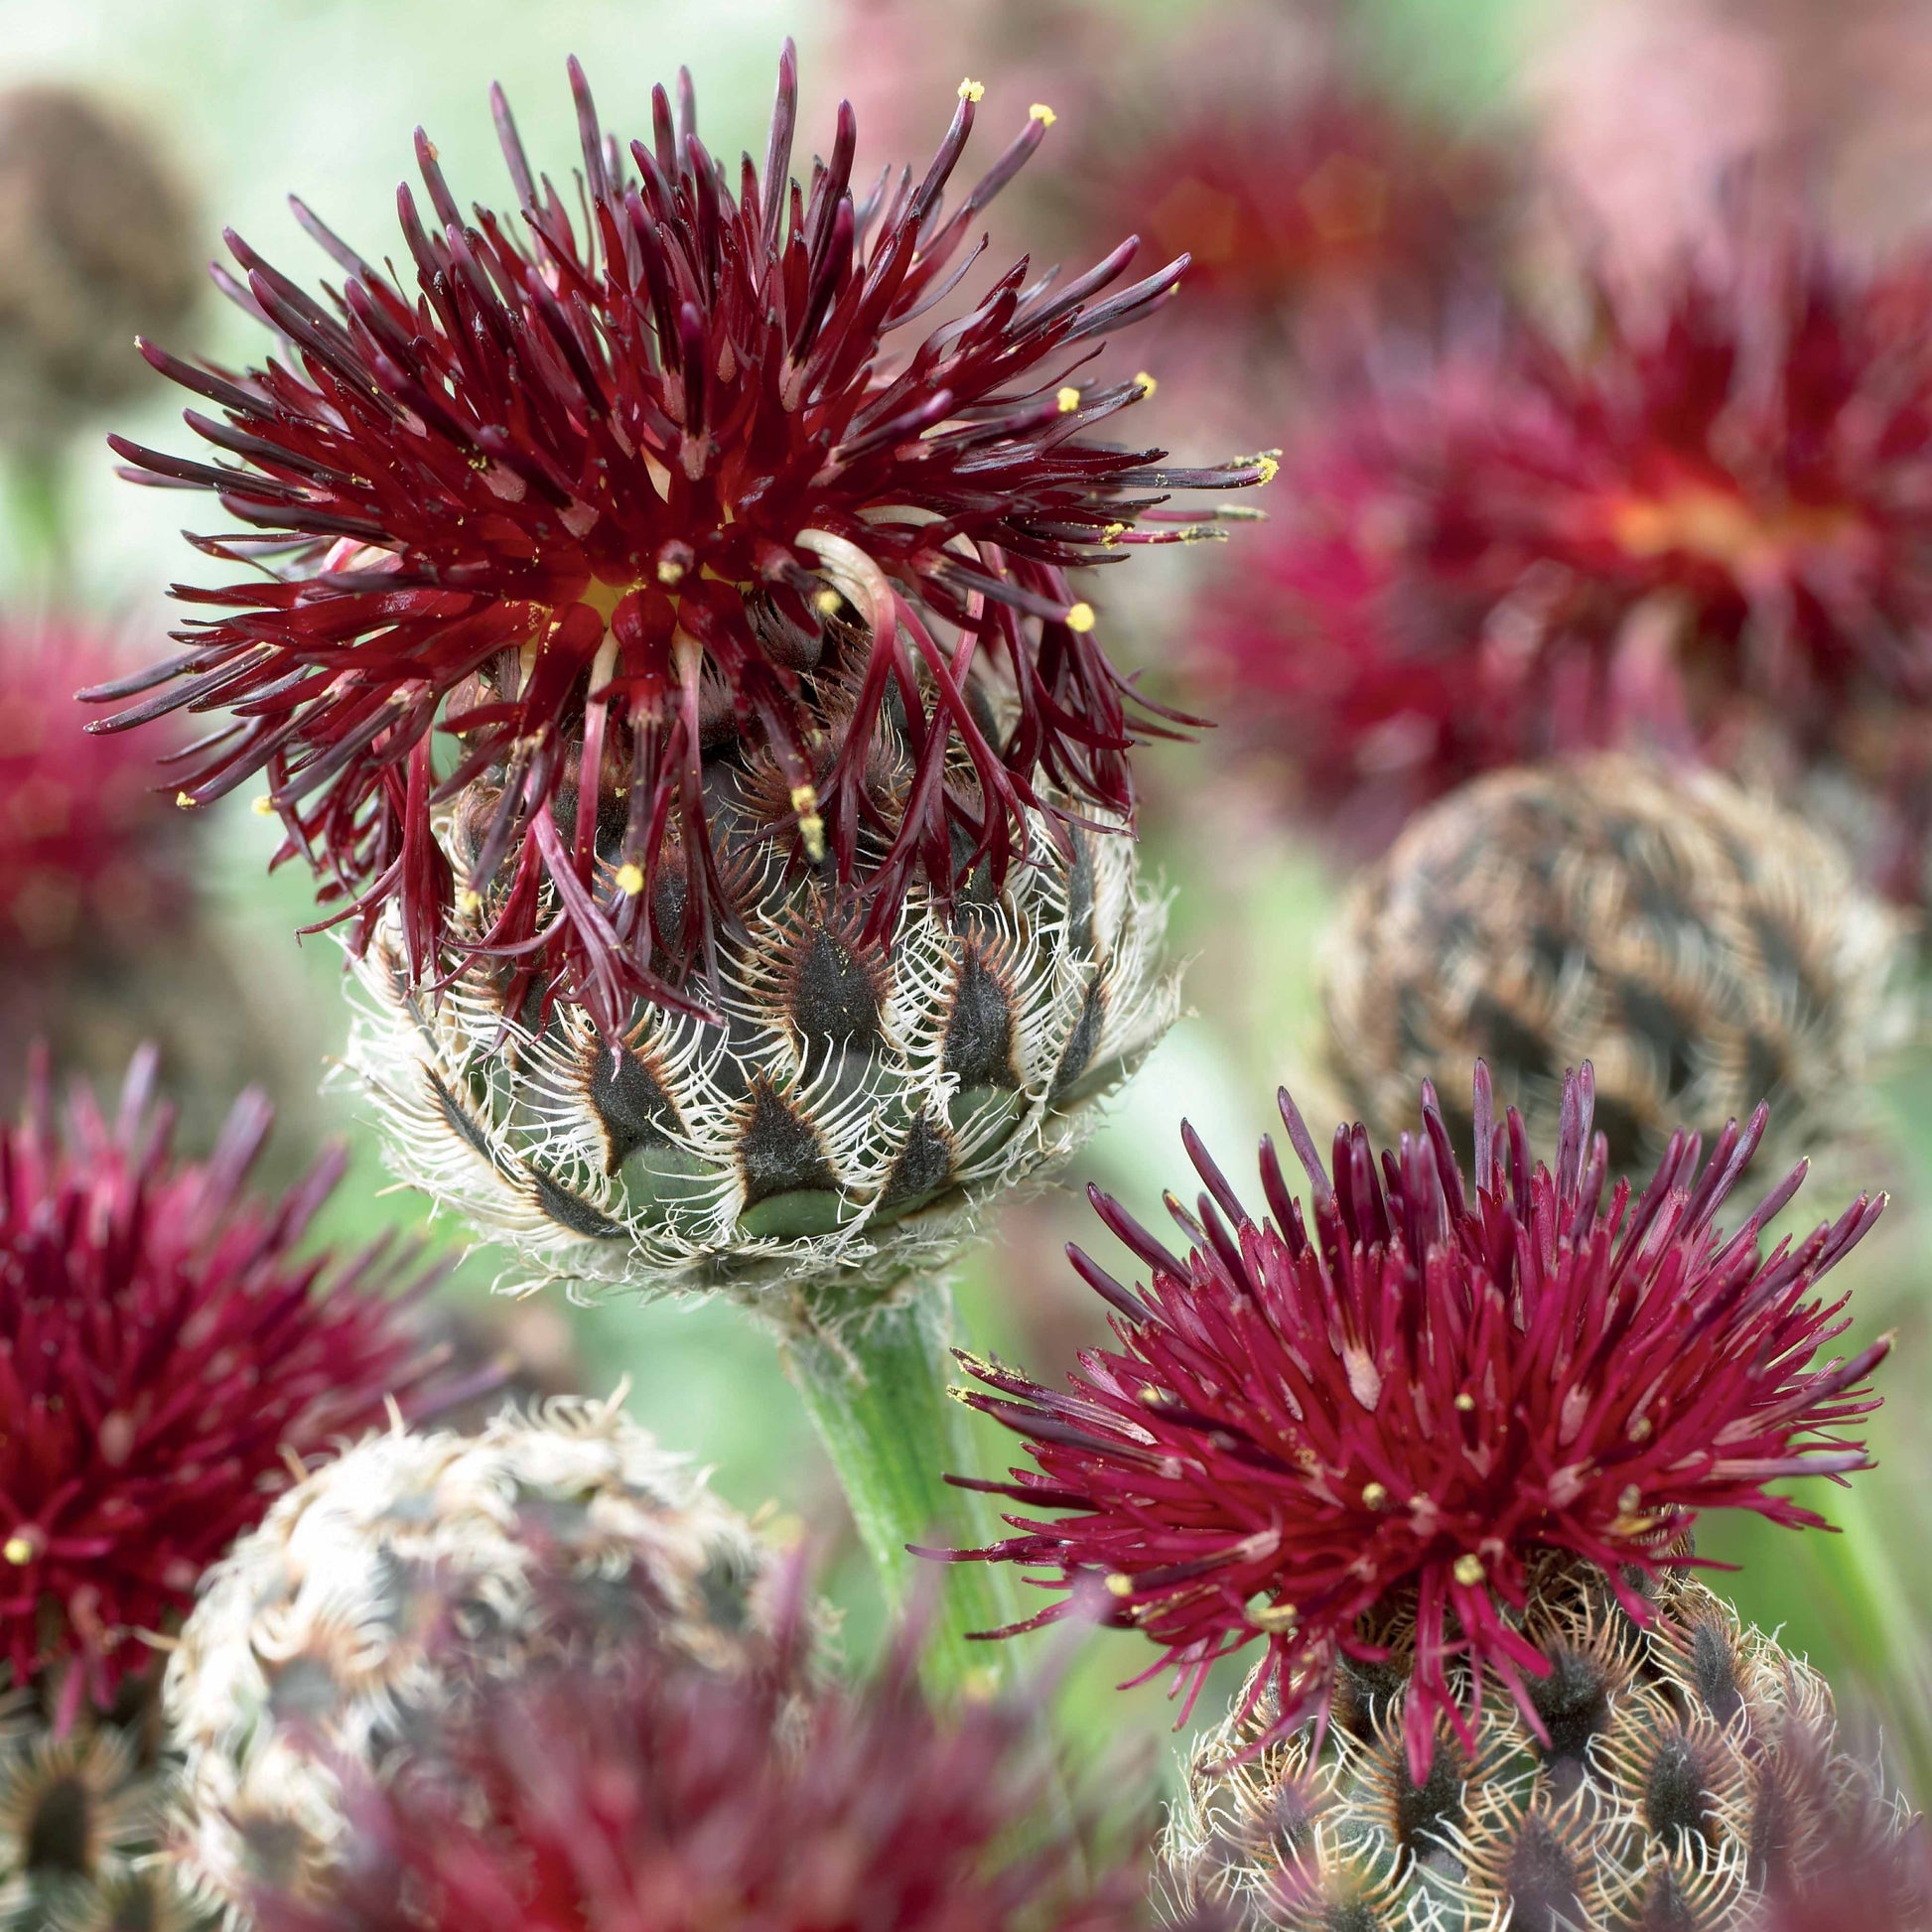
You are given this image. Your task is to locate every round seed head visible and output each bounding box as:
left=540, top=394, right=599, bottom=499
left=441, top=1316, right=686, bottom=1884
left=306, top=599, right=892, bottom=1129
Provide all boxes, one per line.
left=342, top=759, right=1173, bottom=1328
left=0, top=1671, right=204, bottom=1932
left=164, top=1398, right=787, bottom=1914
left=0, top=85, right=200, bottom=449
left=1322, top=756, right=1909, bottom=1173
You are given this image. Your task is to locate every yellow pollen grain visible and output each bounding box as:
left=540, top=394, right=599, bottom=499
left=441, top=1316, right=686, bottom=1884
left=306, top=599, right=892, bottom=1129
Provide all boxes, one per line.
left=1361, top=1481, right=1388, bottom=1508
left=812, top=588, right=843, bottom=617
left=251, top=795, right=275, bottom=816
left=1255, top=453, right=1280, bottom=484
left=1452, top=1553, right=1485, bottom=1587
left=1454, top=1393, right=1475, bottom=1413
left=1249, top=1602, right=1298, bottom=1632
left=1628, top=1416, right=1653, bottom=1442
left=1064, top=602, right=1096, bottom=632
left=615, top=863, right=644, bottom=896
left=958, top=77, right=986, bottom=103
left=1056, top=385, right=1082, bottom=413
left=1134, top=370, right=1157, bottom=396
left=2, top=1536, right=32, bottom=1566
left=1105, top=1573, right=1134, bottom=1597
left=175, top=791, right=197, bottom=810
left=655, top=557, right=686, bottom=586
left=1030, top=102, right=1056, bottom=126
left=790, top=783, right=827, bottom=862
left=1100, top=521, right=1127, bottom=545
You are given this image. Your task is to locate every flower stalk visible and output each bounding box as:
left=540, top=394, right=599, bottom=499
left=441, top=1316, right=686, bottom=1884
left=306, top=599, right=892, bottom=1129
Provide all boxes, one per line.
left=783, top=1289, right=1018, bottom=1697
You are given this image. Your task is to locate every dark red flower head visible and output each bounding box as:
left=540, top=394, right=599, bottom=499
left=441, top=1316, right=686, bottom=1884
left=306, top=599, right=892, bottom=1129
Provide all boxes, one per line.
left=87, top=44, right=1270, bottom=1033
left=0, top=620, right=195, bottom=957
left=943, top=1061, right=1889, bottom=1779
left=0, top=1046, right=453, bottom=1704
left=246, top=1614, right=1171, bottom=1932
left=1196, top=202, right=1932, bottom=888
left=1066, top=75, right=1511, bottom=374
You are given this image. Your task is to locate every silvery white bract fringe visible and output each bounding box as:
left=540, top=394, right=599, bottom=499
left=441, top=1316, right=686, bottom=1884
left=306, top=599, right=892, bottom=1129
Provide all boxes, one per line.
left=341, top=805, right=1174, bottom=1329
left=165, top=1397, right=779, bottom=1917
left=1163, top=1565, right=1914, bottom=1932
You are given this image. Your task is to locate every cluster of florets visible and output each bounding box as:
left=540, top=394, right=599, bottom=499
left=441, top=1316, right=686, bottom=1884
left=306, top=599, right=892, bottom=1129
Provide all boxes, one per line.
left=243, top=1609, right=1166, bottom=1932
left=1055, top=65, right=1513, bottom=387
left=0, top=622, right=194, bottom=958
left=90, top=43, right=1269, bottom=1034
left=0, top=1046, right=450, bottom=1702
left=1196, top=204, right=1932, bottom=893
left=946, top=1064, right=1888, bottom=1778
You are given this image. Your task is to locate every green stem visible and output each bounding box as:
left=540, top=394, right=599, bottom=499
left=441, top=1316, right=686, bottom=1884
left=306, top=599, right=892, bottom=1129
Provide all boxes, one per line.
left=7, top=446, right=71, bottom=591
left=782, top=1287, right=1020, bottom=1700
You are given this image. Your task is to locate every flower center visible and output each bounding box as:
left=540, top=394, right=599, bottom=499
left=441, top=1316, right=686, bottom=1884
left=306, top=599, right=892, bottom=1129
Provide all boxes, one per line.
left=1606, top=483, right=1865, bottom=577
left=579, top=578, right=634, bottom=625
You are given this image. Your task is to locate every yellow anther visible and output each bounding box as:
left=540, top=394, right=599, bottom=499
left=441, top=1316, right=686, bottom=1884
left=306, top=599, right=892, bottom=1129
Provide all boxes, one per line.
left=1063, top=602, right=1096, bottom=632
left=175, top=791, right=197, bottom=810
left=1628, top=1415, right=1653, bottom=1442
left=1249, top=1602, right=1298, bottom=1632
left=1056, top=385, right=1082, bottom=413
left=812, top=587, right=843, bottom=617
left=615, top=863, right=644, bottom=896
left=1134, top=370, right=1157, bottom=396
left=457, top=889, right=483, bottom=915
left=1361, top=1481, right=1388, bottom=1508
left=655, top=557, right=686, bottom=586
left=251, top=795, right=276, bottom=816
left=958, top=77, right=985, bottom=103
left=1030, top=102, right=1056, bottom=126
left=1104, top=1573, right=1134, bottom=1597
left=2, top=1536, right=33, bottom=1567
left=790, top=783, right=827, bottom=862
left=1452, top=1553, right=1485, bottom=1587
left=1453, top=1393, right=1475, bottom=1413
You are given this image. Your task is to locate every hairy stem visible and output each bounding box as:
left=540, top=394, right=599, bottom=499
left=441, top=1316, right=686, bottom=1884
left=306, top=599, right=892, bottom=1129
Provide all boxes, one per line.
left=782, top=1287, right=1021, bottom=1699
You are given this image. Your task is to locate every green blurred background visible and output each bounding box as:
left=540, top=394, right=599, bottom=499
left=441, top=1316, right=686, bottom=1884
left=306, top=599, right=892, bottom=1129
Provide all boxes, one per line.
left=3, top=0, right=1926, bottom=1806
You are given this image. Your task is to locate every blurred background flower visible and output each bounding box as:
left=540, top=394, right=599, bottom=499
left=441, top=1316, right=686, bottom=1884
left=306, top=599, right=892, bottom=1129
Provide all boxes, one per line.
left=6, top=0, right=1932, bottom=1847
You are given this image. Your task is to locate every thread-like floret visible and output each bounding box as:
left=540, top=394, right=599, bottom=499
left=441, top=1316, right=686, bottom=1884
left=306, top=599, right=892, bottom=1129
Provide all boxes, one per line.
left=944, top=1063, right=1888, bottom=1779
left=0, top=1047, right=450, bottom=1702
left=88, top=43, right=1268, bottom=1033
left=244, top=1613, right=1168, bottom=1932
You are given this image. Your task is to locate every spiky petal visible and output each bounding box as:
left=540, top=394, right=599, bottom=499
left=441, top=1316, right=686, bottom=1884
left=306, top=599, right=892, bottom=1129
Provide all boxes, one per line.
left=0, top=1047, right=451, bottom=1701
left=88, top=44, right=1269, bottom=1033
left=942, top=1062, right=1888, bottom=1779
left=0, top=621, right=194, bottom=959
